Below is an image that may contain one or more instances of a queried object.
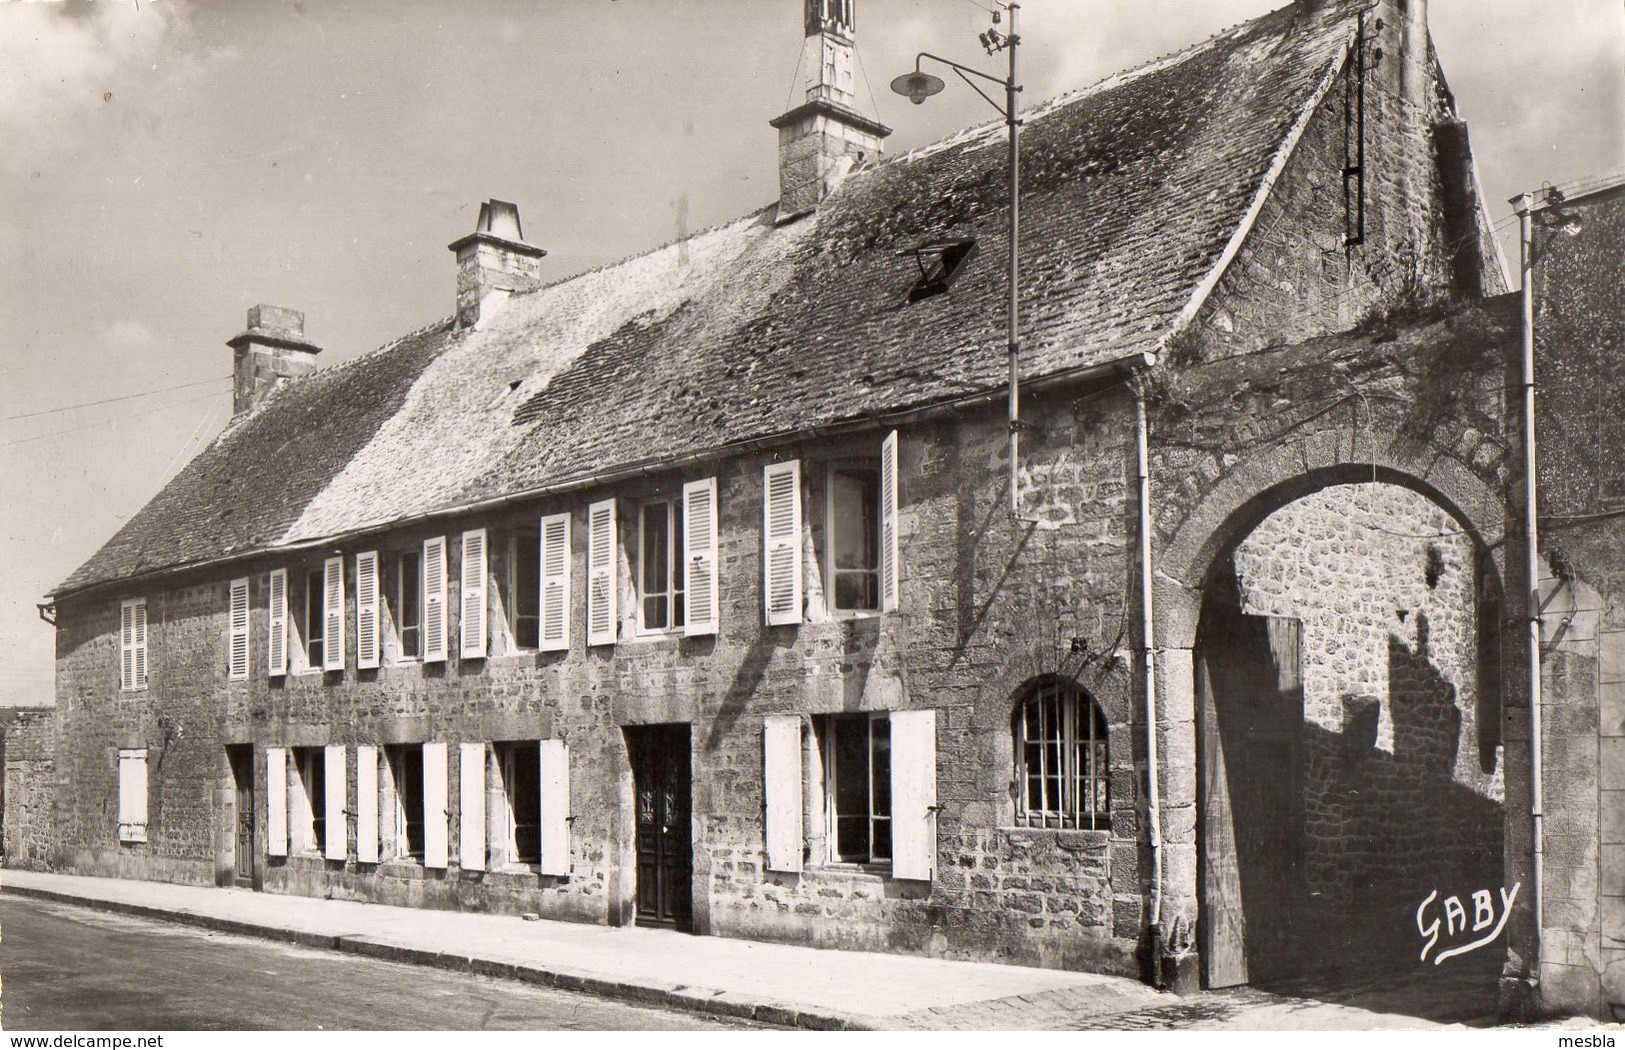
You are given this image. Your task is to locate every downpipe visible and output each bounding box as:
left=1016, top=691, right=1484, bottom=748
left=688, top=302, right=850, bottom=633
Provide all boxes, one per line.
left=1135, top=381, right=1170, bottom=986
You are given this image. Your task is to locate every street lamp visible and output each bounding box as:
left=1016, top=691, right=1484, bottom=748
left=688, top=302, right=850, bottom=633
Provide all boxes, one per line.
left=891, top=3, right=1023, bottom=518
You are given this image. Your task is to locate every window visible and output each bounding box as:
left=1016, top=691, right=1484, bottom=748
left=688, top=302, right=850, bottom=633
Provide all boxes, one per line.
left=511, top=529, right=540, bottom=650
left=293, top=747, right=326, bottom=854
left=397, top=550, right=422, bottom=660
left=495, top=740, right=540, bottom=867
left=386, top=744, right=425, bottom=861
left=119, top=598, right=148, bottom=691
left=638, top=498, right=686, bottom=633
left=827, top=466, right=880, bottom=611
left=1013, top=679, right=1110, bottom=830
left=117, top=748, right=148, bottom=842
left=302, top=569, right=325, bottom=669
left=820, top=713, right=890, bottom=864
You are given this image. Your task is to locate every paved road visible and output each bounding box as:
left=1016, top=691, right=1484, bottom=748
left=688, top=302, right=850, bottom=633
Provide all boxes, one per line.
left=0, top=895, right=767, bottom=1031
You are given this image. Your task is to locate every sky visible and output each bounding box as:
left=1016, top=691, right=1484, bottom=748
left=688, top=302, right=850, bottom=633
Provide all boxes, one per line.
left=0, top=0, right=1620, bottom=708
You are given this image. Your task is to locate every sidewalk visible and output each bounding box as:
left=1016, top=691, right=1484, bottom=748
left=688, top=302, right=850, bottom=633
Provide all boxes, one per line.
left=0, top=868, right=1168, bottom=1030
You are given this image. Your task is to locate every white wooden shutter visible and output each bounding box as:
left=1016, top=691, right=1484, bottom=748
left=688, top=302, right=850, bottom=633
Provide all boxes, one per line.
left=460, top=529, right=488, bottom=659
left=228, top=579, right=250, bottom=680
left=763, top=462, right=803, bottom=626
left=356, top=745, right=379, bottom=863
left=423, top=742, right=449, bottom=869
left=684, top=477, right=719, bottom=637
left=132, top=599, right=148, bottom=689
left=423, top=536, right=448, bottom=663
left=539, top=513, right=571, bottom=652
left=459, top=743, right=487, bottom=871
left=356, top=551, right=380, bottom=669
left=539, top=739, right=570, bottom=875
left=117, top=749, right=148, bottom=843
left=268, top=569, right=288, bottom=677
left=120, top=601, right=136, bottom=691
left=324, top=745, right=347, bottom=860
left=586, top=500, right=617, bottom=647
left=266, top=747, right=288, bottom=857
left=763, top=716, right=804, bottom=872
left=880, top=429, right=900, bottom=613
left=890, top=709, right=937, bottom=881
left=323, top=556, right=345, bottom=671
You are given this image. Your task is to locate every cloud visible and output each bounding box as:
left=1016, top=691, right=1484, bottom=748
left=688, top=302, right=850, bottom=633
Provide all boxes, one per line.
left=0, top=0, right=188, bottom=170
left=102, top=318, right=156, bottom=350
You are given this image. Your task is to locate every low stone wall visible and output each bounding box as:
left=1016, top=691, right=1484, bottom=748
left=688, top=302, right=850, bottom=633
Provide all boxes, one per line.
left=2, top=708, right=57, bottom=869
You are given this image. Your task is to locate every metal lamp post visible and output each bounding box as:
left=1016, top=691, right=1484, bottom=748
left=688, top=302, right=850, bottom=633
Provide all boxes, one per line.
left=891, top=3, right=1023, bottom=518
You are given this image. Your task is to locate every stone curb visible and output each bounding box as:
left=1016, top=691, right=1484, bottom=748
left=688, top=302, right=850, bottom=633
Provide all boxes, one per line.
left=1, top=883, right=875, bottom=1031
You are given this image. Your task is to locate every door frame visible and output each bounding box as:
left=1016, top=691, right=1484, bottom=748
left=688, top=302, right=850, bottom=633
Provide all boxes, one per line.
left=624, top=723, right=694, bottom=932
left=226, top=743, right=256, bottom=889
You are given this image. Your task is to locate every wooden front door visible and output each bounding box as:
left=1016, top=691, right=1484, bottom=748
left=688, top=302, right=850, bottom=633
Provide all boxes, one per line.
left=227, top=745, right=255, bottom=887
left=1197, top=602, right=1303, bottom=989
left=626, top=724, right=692, bottom=931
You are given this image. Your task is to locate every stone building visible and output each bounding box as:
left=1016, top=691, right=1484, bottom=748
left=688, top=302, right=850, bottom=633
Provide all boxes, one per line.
left=34, top=0, right=1618, bottom=1018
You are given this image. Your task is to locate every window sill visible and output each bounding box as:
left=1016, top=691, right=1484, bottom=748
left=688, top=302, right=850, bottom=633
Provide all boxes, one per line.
left=808, top=862, right=891, bottom=880
left=829, top=609, right=884, bottom=621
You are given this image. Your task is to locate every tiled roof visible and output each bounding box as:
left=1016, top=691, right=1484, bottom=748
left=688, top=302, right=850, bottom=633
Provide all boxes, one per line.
left=55, top=1, right=1356, bottom=598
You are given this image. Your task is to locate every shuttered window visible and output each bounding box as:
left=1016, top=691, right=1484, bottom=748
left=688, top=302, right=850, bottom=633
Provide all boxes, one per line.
left=539, top=513, right=571, bottom=652
left=423, top=742, right=449, bottom=869
left=586, top=500, right=617, bottom=647
left=119, top=598, right=148, bottom=691
left=423, top=537, right=448, bottom=662
left=889, top=709, right=937, bottom=881
left=460, top=529, right=488, bottom=659
left=267, top=569, right=288, bottom=677
left=356, top=745, right=379, bottom=863
left=539, top=739, right=570, bottom=876
left=323, top=556, right=345, bottom=672
left=637, top=498, right=685, bottom=633
left=228, top=579, right=250, bottom=680
left=459, top=742, right=486, bottom=872
left=266, top=746, right=288, bottom=857
left=763, top=715, right=804, bottom=872
left=763, top=462, right=803, bottom=626
left=356, top=551, right=380, bottom=669
left=117, top=748, right=148, bottom=843
left=324, top=745, right=347, bottom=860
left=880, top=430, right=900, bottom=613
left=683, top=477, right=719, bottom=637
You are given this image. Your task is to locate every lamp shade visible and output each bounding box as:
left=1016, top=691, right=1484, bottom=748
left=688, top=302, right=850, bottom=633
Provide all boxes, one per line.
left=890, top=71, right=945, bottom=105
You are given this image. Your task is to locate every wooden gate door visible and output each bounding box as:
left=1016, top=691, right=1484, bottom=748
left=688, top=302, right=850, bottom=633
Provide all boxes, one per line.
left=227, top=745, right=255, bottom=887
left=626, top=725, right=692, bottom=931
left=1198, top=606, right=1303, bottom=989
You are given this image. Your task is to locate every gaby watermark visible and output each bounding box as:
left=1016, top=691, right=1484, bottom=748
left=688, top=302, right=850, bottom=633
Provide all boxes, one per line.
left=1415, top=881, right=1519, bottom=964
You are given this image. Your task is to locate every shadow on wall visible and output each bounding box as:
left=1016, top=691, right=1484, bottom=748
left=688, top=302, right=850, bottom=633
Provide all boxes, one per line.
left=1297, top=613, right=1505, bottom=980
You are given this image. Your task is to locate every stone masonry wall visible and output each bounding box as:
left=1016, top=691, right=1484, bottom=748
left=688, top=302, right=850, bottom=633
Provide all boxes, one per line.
left=2, top=708, right=57, bottom=869
left=51, top=385, right=1150, bottom=974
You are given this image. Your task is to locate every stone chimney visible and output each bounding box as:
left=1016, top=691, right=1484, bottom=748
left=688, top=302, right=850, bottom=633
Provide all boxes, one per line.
left=447, top=199, right=546, bottom=329
left=769, top=0, right=890, bottom=220
left=228, top=304, right=321, bottom=415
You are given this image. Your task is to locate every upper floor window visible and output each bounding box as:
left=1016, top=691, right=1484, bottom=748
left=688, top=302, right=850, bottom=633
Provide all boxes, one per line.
left=638, top=497, right=686, bottom=633
left=827, top=466, right=880, bottom=612
left=301, top=569, right=325, bottom=669
left=397, top=550, right=421, bottom=660
left=511, top=528, right=540, bottom=650
left=119, top=598, right=148, bottom=692
left=1013, top=679, right=1110, bottom=830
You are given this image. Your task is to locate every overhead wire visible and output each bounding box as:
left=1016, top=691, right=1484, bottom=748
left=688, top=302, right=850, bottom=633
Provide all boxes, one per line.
left=0, top=388, right=224, bottom=449
left=0, top=375, right=228, bottom=424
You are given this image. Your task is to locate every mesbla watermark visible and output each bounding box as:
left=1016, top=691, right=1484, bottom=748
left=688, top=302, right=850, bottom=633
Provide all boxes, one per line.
left=1557, top=1037, right=1616, bottom=1048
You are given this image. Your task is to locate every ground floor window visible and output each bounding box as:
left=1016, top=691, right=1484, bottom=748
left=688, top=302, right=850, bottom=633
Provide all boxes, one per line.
left=293, top=746, right=327, bottom=854
left=819, top=713, right=890, bottom=863
left=1013, top=678, right=1109, bottom=830
left=495, top=741, right=540, bottom=866
left=386, top=744, right=425, bottom=860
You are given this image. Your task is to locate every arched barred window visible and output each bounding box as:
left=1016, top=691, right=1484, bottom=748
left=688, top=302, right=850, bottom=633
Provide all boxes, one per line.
left=1012, top=678, right=1110, bottom=830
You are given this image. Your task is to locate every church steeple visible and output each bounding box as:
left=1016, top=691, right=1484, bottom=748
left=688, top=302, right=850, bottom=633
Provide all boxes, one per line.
left=770, top=0, right=890, bottom=220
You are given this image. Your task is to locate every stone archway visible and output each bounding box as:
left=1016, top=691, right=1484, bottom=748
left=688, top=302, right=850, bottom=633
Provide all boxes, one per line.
left=1152, top=438, right=1511, bottom=993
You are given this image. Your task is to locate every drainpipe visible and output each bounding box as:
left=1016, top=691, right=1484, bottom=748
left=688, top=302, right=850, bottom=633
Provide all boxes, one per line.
left=1514, top=191, right=1544, bottom=977
left=1135, top=382, right=1164, bottom=949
